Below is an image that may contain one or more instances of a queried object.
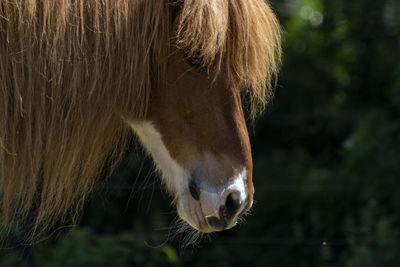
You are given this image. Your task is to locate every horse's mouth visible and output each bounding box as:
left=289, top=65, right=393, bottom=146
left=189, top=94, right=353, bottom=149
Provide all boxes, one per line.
left=177, top=192, right=252, bottom=233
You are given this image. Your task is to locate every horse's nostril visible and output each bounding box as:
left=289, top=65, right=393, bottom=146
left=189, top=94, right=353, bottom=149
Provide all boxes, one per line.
left=224, top=191, right=242, bottom=219
left=189, top=180, right=200, bottom=200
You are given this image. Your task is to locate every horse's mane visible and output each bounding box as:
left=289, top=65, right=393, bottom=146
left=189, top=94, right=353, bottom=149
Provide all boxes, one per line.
left=0, top=0, right=280, bottom=239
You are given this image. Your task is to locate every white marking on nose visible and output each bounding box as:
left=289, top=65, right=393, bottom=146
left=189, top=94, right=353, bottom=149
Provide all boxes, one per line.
left=222, top=169, right=247, bottom=203
left=199, top=168, right=247, bottom=219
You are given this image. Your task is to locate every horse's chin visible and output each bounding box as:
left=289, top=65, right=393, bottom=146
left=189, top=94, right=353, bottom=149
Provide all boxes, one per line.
left=175, top=193, right=208, bottom=233
left=175, top=192, right=215, bottom=233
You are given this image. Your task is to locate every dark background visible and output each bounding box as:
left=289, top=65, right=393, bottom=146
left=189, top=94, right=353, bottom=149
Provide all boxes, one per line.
left=1, top=0, right=400, bottom=266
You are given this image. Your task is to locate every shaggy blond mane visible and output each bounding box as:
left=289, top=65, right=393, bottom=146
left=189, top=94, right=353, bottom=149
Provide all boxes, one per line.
left=0, top=0, right=280, bottom=239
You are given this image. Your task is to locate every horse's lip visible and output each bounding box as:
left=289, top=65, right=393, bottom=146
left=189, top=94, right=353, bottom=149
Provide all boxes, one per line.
left=204, top=213, right=240, bottom=232
left=177, top=197, right=252, bottom=233
left=178, top=190, right=252, bottom=233
left=177, top=194, right=211, bottom=232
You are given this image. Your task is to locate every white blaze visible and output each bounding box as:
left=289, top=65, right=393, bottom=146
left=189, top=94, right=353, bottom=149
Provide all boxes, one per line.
left=130, top=121, right=188, bottom=198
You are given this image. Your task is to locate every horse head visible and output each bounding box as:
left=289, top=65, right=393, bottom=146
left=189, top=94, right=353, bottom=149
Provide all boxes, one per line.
left=131, top=51, right=253, bottom=232
left=130, top=0, right=281, bottom=232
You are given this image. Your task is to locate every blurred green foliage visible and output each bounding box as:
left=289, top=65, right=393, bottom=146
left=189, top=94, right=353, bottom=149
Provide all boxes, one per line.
left=1, top=0, right=399, bottom=266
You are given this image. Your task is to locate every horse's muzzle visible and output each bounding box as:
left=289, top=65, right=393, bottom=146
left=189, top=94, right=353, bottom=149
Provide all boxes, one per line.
left=178, top=168, right=252, bottom=232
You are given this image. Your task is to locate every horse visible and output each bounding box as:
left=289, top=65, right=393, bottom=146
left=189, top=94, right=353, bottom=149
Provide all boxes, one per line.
left=0, top=0, right=281, bottom=240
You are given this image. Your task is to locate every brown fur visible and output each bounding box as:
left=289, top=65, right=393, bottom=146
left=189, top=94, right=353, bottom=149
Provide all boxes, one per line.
left=0, top=0, right=281, bottom=239
left=148, top=51, right=253, bottom=195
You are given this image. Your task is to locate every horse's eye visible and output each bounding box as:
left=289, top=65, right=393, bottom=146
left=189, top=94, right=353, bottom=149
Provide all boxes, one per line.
left=184, top=53, right=207, bottom=72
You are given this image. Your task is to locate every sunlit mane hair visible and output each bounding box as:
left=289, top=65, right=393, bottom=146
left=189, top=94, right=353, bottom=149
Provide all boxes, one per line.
left=0, top=0, right=281, bottom=239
